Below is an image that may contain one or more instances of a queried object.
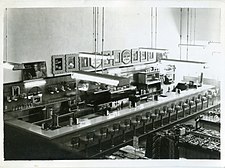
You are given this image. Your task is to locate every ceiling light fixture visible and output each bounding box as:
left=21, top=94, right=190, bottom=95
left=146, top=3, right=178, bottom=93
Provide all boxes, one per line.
left=139, top=48, right=168, bottom=53
left=71, top=71, right=120, bottom=86
left=178, top=44, right=206, bottom=48
left=24, top=79, right=46, bottom=88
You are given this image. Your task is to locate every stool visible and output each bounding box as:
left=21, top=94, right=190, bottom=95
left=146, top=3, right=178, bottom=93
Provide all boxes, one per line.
left=120, top=119, right=131, bottom=142
left=142, top=112, right=151, bottom=133
left=80, top=131, right=95, bottom=156
left=178, top=101, right=183, bottom=118
left=142, top=115, right=148, bottom=133
left=195, top=98, right=201, bottom=112
left=146, top=112, right=151, bottom=121
left=167, top=107, right=173, bottom=123
left=212, top=92, right=217, bottom=105
left=159, top=110, right=165, bottom=126
left=71, top=136, right=80, bottom=149
left=131, top=115, right=142, bottom=136
left=189, top=100, right=195, bottom=115
left=175, top=105, right=181, bottom=120
left=154, top=109, right=160, bottom=121
left=95, top=126, right=108, bottom=152
left=201, top=96, right=207, bottom=109
left=182, top=102, right=188, bottom=117
left=162, top=106, right=167, bottom=124
left=150, top=113, right=157, bottom=129
left=108, top=123, right=120, bottom=147
left=207, top=94, right=212, bottom=107
left=171, top=103, right=175, bottom=110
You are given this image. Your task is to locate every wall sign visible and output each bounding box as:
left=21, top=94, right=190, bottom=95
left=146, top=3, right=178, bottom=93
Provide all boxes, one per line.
left=140, top=51, right=147, bottom=62
left=102, top=51, right=112, bottom=68
left=121, top=49, right=131, bottom=64
left=65, top=54, right=78, bottom=72
left=79, top=57, right=90, bottom=70
left=148, top=52, right=156, bottom=63
left=52, top=55, right=66, bottom=75
left=131, top=49, right=139, bottom=63
left=90, top=57, right=102, bottom=69
left=112, top=50, right=122, bottom=66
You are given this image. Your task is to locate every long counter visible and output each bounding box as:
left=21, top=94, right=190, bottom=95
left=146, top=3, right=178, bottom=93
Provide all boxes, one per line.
left=4, top=84, right=215, bottom=140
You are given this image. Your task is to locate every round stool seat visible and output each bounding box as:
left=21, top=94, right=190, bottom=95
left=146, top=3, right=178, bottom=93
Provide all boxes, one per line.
left=109, top=123, right=119, bottom=133
left=167, top=107, right=173, bottom=113
left=159, top=110, right=165, bottom=116
left=120, top=119, right=131, bottom=129
left=182, top=103, right=188, bottom=108
left=195, top=99, right=200, bottom=103
left=142, top=116, right=148, bottom=122
left=189, top=100, right=194, bottom=106
left=175, top=105, right=181, bottom=111
left=201, top=96, right=207, bottom=101
left=151, top=113, right=157, bottom=120
left=207, top=95, right=212, bottom=99
left=71, top=136, right=80, bottom=148
left=95, top=127, right=108, bottom=138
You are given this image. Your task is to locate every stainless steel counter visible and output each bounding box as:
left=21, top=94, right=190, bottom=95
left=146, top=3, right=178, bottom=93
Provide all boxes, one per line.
left=4, top=85, right=215, bottom=140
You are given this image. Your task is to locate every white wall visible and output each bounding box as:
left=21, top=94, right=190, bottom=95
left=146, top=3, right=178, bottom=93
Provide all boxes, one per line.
left=4, top=8, right=93, bottom=83
left=157, top=8, right=181, bottom=59
left=4, top=7, right=222, bottom=83
left=104, top=7, right=151, bottom=50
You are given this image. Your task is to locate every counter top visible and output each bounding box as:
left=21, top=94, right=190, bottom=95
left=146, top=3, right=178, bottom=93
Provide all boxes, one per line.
left=5, top=85, right=215, bottom=140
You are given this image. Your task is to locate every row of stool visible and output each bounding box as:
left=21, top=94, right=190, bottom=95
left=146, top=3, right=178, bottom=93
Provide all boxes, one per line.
left=70, top=90, right=217, bottom=157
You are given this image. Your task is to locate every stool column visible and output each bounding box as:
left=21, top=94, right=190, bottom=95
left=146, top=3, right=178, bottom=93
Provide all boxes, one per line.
left=167, top=108, right=172, bottom=123
left=151, top=113, right=156, bottom=129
